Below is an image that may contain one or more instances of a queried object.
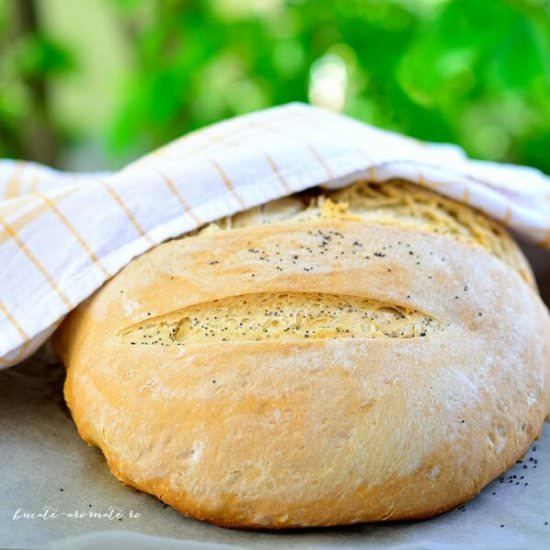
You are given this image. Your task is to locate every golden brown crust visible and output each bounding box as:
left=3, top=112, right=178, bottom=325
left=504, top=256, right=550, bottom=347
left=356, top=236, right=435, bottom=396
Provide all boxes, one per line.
left=203, top=180, right=536, bottom=287
left=55, top=211, right=550, bottom=528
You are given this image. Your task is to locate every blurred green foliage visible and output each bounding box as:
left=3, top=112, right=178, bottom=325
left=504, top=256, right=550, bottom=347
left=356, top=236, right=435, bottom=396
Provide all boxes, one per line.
left=1, top=0, right=550, bottom=172
left=0, top=1, right=73, bottom=163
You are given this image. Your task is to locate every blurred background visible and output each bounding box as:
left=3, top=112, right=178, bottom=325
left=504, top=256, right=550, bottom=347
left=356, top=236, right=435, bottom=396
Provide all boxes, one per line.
left=0, top=0, right=549, bottom=174
left=0, top=0, right=549, bottom=299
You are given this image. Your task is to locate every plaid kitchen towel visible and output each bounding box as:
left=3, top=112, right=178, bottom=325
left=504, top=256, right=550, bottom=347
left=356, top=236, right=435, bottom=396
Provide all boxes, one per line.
left=1, top=103, right=549, bottom=367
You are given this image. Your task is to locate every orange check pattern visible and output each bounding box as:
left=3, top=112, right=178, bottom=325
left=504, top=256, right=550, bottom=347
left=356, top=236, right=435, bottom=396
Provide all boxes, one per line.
left=1, top=103, right=549, bottom=367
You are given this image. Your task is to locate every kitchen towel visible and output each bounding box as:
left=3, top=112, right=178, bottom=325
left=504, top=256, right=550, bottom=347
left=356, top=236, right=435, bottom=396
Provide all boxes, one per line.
left=1, top=102, right=549, bottom=367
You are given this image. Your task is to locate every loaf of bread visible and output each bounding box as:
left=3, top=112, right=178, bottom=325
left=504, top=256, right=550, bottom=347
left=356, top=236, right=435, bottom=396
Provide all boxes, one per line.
left=54, top=180, right=550, bottom=528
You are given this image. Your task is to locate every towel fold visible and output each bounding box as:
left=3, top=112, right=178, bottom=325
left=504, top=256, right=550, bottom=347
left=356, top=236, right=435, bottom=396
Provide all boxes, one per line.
left=1, top=103, right=549, bottom=367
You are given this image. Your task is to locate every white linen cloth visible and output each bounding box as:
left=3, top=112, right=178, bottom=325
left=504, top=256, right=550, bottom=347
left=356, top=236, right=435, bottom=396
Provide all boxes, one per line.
left=1, top=102, right=549, bottom=367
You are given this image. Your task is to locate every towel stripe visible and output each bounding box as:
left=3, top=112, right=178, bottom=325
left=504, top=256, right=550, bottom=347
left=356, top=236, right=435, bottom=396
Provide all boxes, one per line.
left=154, top=169, right=203, bottom=226
left=306, top=144, right=334, bottom=179
left=0, top=218, right=73, bottom=309
left=262, top=150, right=292, bottom=193
left=0, top=188, right=78, bottom=245
left=36, top=192, right=111, bottom=278
left=2, top=163, right=24, bottom=199
left=0, top=300, right=29, bottom=343
left=208, top=159, right=246, bottom=208
left=98, top=179, right=155, bottom=246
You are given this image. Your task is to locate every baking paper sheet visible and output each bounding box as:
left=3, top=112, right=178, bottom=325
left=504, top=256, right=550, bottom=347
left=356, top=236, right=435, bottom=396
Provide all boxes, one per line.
left=1, top=246, right=549, bottom=550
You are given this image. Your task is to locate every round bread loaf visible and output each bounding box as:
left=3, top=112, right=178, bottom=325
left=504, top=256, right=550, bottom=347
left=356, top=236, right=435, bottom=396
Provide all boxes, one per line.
left=54, top=180, right=550, bottom=528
